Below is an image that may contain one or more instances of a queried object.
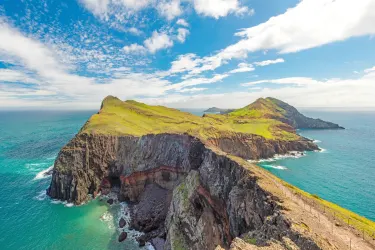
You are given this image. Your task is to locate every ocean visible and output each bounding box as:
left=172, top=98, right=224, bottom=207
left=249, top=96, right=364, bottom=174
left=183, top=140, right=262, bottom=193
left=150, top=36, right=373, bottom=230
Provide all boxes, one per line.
left=256, top=110, right=375, bottom=221
left=0, top=109, right=374, bottom=249
left=0, top=111, right=150, bottom=250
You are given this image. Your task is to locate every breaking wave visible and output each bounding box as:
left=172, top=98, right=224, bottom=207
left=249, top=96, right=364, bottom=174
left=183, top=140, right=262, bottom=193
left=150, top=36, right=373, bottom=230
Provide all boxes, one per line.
left=262, top=164, right=288, bottom=170
left=33, top=166, right=53, bottom=180
left=248, top=151, right=306, bottom=163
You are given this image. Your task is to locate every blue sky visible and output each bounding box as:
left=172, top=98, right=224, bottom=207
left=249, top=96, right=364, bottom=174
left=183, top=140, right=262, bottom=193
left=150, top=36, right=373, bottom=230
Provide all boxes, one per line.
left=0, top=0, right=375, bottom=109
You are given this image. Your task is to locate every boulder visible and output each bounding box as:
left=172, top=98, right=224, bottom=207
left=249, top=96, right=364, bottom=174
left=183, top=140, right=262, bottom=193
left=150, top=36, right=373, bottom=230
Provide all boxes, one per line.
left=107, top=198, right=114, bottom=205
left=138, top=238, right=146, bottom=247
left=119, top=218, right=126, bottom=228
left=118, top=232, right=127, bottom=242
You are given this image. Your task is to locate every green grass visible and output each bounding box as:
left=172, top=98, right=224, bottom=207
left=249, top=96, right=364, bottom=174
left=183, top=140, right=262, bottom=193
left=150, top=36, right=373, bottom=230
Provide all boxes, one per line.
left=281, top=181, right=375, bottom=237
left=80, top=96, right=300, bottom=141
left=243, top=235, right=257, bottom=245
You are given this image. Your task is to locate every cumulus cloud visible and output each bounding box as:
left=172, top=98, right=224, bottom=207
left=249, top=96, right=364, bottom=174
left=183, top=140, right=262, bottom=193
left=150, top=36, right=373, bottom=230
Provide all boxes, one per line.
left=127, top=27, right=143, bottom=36
left=254, top=58, right=284, bottom=67
left=176, top=28, right=190, bottom=43
left=191, top=0, right=251, bottom=19
left=157, top=0, right=182, bottom=20
left=123, top=31, right=175, bottom=54
left=229, top=63, right=255, bottom=73
left=176, top=19, right=189, bottom=27
left=144, top=31, right=174, bottom=53
left=123, top=43, right=147, bottom=54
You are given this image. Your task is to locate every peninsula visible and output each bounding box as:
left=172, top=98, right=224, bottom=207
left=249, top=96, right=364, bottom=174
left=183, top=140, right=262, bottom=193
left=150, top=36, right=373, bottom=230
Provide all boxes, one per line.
left=48, top=96, right=375, bottom=250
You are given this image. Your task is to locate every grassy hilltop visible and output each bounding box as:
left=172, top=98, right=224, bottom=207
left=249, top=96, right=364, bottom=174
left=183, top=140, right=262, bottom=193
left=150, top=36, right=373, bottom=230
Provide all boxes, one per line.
left=80, top=96, right=301, bottom=141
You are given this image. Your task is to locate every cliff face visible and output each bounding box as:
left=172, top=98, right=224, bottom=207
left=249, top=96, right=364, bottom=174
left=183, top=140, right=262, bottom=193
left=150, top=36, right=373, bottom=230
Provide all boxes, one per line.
left=47, top=132, right=317, bottom=204
left=47, top=134, right=118, bottom=203
left=207, top=133, right=318, bottom=159
left=47, top=132, right=321, bottom=249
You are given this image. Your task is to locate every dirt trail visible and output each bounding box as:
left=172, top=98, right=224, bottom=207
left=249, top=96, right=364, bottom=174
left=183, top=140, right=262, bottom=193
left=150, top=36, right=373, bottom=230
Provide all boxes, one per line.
left=251, top=164, right=375, bottom=250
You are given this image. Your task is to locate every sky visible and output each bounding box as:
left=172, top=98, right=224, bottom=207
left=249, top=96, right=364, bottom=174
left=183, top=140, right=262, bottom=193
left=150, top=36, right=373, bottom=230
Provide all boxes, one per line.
left=0, top=0, right=375, bottom=110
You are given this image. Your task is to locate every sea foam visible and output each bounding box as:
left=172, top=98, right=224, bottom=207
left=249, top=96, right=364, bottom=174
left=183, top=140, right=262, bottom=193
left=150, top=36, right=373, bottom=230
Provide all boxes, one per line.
left=33, top=166, right=53, bottom=180
left=34, top=190, right=47, bottom=201
left=248, top=151, right=306, bottom=163
left=262, top=164, right=288, bottom=170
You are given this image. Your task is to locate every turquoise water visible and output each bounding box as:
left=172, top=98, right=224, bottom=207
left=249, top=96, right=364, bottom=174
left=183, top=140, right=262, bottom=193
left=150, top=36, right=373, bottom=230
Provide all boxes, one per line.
left=0, top=110, right=374, bottom=249
left=257, top=110, right=375, bottom=221
left=0, top=111, right=147, bottom=250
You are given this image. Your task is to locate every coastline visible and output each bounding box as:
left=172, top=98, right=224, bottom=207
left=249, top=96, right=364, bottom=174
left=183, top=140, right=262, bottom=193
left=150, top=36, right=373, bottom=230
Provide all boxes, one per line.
left=33, top=126, right=375, bottom=249
left=248, top=147, right=375, bottom=247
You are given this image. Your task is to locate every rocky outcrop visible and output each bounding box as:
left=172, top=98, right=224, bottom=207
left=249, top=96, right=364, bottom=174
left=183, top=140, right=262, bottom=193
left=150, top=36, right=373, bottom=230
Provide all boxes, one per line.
left=266, top=97, right=344, bottom=129
left=130, top=183, right=172, bottom=242
left=164, top=150, right=321, bottom=250
left=47, top=134, right=118, bottom=204
left=207, top=133, right=318, bottom=159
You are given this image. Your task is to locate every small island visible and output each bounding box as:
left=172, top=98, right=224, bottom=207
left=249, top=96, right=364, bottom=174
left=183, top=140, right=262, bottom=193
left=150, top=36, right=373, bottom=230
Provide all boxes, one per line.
left=204, top=107, right=234, bottom=114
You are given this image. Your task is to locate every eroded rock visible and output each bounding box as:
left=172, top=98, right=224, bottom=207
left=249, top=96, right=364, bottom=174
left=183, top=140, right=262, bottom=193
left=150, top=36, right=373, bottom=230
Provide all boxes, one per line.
left=118, top=232, right=127, bottom=242
left=119, top=218, right=126, bottom=228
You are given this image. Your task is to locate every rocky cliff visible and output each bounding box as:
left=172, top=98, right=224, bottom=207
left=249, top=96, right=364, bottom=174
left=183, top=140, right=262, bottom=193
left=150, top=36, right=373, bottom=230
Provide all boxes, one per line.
left=47, top=96, right=342, bottom=250
left=48, top=132, right=320, bottom=249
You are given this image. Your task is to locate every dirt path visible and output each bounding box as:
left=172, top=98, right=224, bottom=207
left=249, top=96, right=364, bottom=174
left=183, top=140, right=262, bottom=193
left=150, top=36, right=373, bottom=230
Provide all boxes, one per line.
left=251, top=165, right=375, bottom=250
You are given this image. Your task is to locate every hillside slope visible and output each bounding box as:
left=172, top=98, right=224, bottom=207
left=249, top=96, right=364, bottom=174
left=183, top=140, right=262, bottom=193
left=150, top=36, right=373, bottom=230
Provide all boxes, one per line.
left=226, top=97, right=344, bottom=129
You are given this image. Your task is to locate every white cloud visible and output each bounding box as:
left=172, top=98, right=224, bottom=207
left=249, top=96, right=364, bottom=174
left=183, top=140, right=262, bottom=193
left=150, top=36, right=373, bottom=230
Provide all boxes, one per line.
left=177, top=87, right=207, bottom=93
left=191, top=0, right=250, bottom=19
left=168, top=53, right=224, bottom=77
left=144, top=31, right=174, bottom=53
left=127, top=27, right=143, bottom=36
left=118, top=0, right=153, bottom=10
left=364, top=66, right=375, bottom=73
left=229, top=63, right=255, bottom=73
left=0, top=69, right=40, bottom=84
left=141, top=71, right=375, bottom=109
left=168, top=73, right=229, bottom=90
left=227, top=0, right=375, bottom=57
left=79, top=0, right=110, bottom=17
left=169, top=54, right=200, bottom=73
left=157, top=0, right=182, bottom=20
left=176, top=28, right=190, bottom=43
left=254, top=58, right=284, bottom=67
left=0, top=18, right=234, bottom=108
left=165, top=0, right=375, bottom=76
left=176, top=19, right=189, bottom=27
left=123, top=31, right=175, bottom=54
left=80, top=0, right=251, bottom=22
left=235, top=6, right=255, bottom=17
left=242, top=77, right=325, bottom=87
left=123, top=43, right=147, bottom=54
